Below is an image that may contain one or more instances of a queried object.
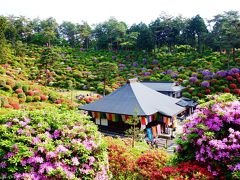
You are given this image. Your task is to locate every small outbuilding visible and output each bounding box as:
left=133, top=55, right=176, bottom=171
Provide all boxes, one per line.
left=141, top=81, right=185, bottom=98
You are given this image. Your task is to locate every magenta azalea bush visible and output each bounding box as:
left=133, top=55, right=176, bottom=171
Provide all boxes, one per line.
left=176, top=93, right=240, bottom=178
left=0, top=108, right=108, bottom=179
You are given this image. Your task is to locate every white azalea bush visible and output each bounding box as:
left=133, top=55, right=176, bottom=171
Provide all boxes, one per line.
left=0, top=108, right=108, bottom=179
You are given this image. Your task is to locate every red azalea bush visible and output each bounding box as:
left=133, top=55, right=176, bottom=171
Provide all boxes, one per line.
left=40, top=94, right=48, bottom=101
left=227, top=76, right=233, bottom=81
left=15, top=88, right=23, bottom=94
left=233, top=89, right=240, bottom=95
left=224, top=88, right=231, bottom=93
left=3, top=104, right=13, bottom=109
left=205, top=89, right=211, bottom=94
left=27, top=90, right=35, bottom=96
left=55, top=99, right=62, bottom=104
left=105, top=137, right=169, bottom=179
left=108, top=144, right=135, bottom=177
left=10, top=103, right=21, bottom=110
left=136, top=150, right=168, bottom=178
left=230, top=83, right=237, bottom=89
left=151, top=161, right=214, bottom=180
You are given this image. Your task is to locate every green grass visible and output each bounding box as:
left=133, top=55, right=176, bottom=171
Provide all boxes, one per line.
left=58, top=89, right=95, bottom=100
left=129, top=141, right=150, bottom=158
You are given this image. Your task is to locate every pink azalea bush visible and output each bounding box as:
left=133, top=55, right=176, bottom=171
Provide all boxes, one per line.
left=176, top=93, right=240, bottom=178
left=0, top=108, right=108, bottom=179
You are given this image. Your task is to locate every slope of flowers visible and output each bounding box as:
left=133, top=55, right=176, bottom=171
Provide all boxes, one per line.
left=1, top=45, right=239, bottom=99
left=151, top=161, right=214, bottom=180
left=0, top=108, right=108, bottom=179
left=105, top=137, right=169, bottom=179
left=175, top=93, right=240, bottom=178
left=0, top=72, right=77, bottom=112
left=183, top=68, right=240, bottom=101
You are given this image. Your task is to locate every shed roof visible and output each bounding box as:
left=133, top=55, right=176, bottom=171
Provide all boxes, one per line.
left=176, top=97, right=198, bottom=107
left=141, top=82, right=185, bottom=92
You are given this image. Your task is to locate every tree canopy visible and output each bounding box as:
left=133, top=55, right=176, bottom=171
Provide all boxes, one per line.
left=0, top=11, right=240, bottom=52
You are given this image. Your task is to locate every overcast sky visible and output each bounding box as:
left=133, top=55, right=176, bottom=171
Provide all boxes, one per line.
left=1, top=0, right=240, bottom=26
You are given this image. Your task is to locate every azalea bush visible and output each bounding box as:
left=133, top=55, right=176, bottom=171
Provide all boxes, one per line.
left=135, top=149, right=169, bottom=178
left=151, top=161, right=213, bottom=179
left=107, top=144, right=136, bottom=179
left=105, top=136, right=168, bottom=179
left=175, top=93, right=240, bottom=178
left=0, top=108, right=108, bottom=179
left=105, top=137, right=144, bottom=179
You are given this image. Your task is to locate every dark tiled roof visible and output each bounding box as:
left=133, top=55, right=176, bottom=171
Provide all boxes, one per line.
left=141, top=82, right=185, bottom=92
left=176, top=97, right=198, bottom=107
left=79, top=81, right=185, bottom=116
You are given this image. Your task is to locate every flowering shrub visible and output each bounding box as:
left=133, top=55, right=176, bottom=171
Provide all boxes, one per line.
left=0, top=108, right=108, bottom=179
left=176, top=93, right=240, bottom=178
left=77, top=94, right=102, bottom=104
left=201, top=81, right=210, bottom=88
left=15, top=88, right=23, bottom=94
left=40, top=94, right=48, bottom=101
left=230, top=83, right=237, bottom=89
left=107, top=144, right=135, bottom=178
left=227, top=75, right=233, bottom=81
left=151, top=161, right=214, bottom=180
left=105, top=137, right=169, bottom=179
left=136, top=150, right=168, bottom=178
left=189, top=76, right=198, bottom=83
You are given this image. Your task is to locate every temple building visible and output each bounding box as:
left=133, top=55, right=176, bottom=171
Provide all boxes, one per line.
left=79, top=79, right=188, bottom=139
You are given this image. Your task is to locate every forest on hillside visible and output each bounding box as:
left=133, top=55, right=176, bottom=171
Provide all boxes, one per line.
left=0, top=11, right=239, bottom=106
left=0, top=11, right=240, bottom=53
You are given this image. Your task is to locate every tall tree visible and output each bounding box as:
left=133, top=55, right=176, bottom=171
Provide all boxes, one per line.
left=78, top=21, right=92, bottom=49
left=120, top=31, right=139, bottom=50
left=96, top=62, right=118, bottom=96
left=11, top=16, right=33, bottom=43
left=59, top=21, right=77, bottom=47
left=210, top=11, right=240, bottom=67
left=94, top=18, right=127, bottom=50
left=129, top=23, right=154, bottom=51
left=184, top=15, right=208, bottom=52
left=4, top=16, right=18, bottom=46
left=183, top=15, right=208, bottom=53
left=0, top=16, right=8, bottom=63
left=40, top=17, right=59, bottom=46
left=150, top=14, right=186, bottom=49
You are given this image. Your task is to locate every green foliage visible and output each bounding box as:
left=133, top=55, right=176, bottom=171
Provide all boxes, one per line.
left=0, top=16, right=7, bottom=64
left=105, top=136, right=168, bottom=179
left=26, top=96, right=33, bottom=102
left=13, top=82, right=22, bottom=90
left=175, top=94, right=240, bottom=178
left=0, top=108, right=108, bottom=179
left=22, top=85, right=29, bottom=93
left=96, top=62, right=118, bottom=95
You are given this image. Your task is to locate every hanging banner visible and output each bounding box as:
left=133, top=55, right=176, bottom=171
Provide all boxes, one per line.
left=121, top=115, right=132, bottom=121
left=156, top=124, right=161, bottom=135
left=146, top=128, right=153, bottom=140
left=92, top=112, right=100, bottom=120
left=141, top=116, right=148, bottom=125
left=141, top=124, right=146, bottom=130
left=147, top=115, right=152, bottom=123
left=152, top=126, right=157, bottom=138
